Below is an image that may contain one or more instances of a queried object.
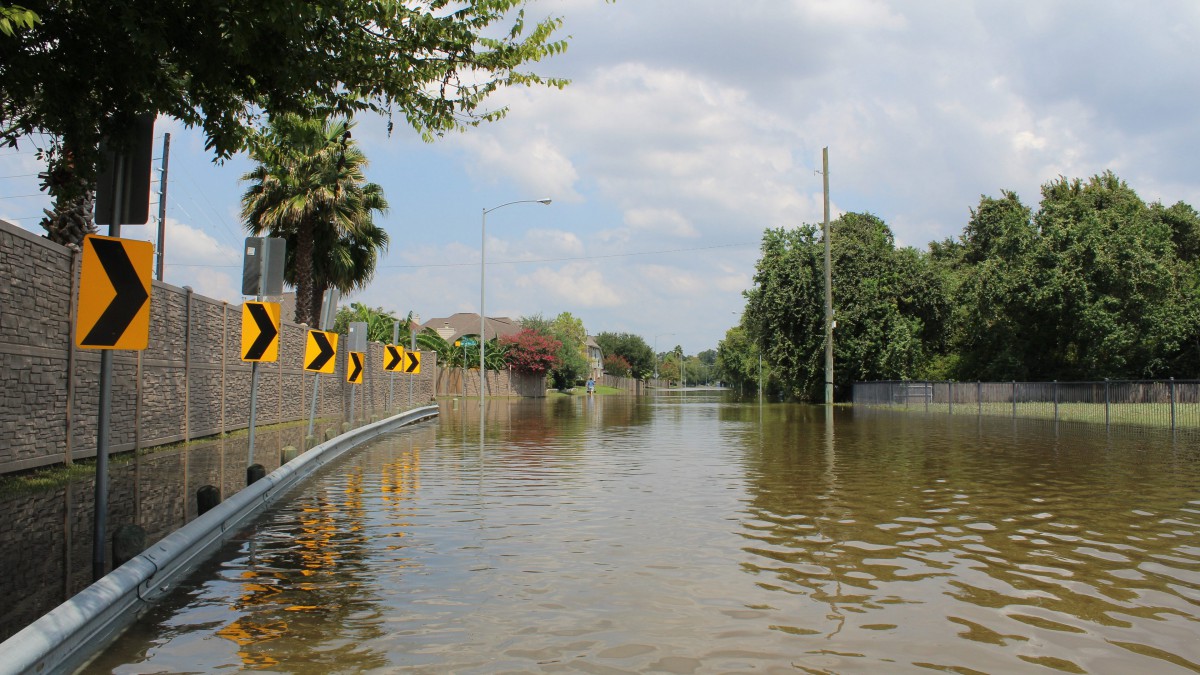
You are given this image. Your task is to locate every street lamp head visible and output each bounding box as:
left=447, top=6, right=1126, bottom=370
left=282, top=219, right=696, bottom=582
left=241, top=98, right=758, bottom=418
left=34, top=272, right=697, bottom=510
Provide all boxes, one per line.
left=537, top=198, right=552, bottom=205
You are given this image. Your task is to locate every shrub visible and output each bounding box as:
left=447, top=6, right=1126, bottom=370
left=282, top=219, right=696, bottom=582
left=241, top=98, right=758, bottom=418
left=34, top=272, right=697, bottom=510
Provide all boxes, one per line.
left=604, top=354, right=632, bottom=378
left=500, top=328, right=561, bottom=374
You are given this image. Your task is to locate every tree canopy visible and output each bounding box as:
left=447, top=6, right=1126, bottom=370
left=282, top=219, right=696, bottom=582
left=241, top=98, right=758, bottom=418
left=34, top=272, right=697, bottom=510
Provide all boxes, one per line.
left=1, top=0, right=568, bottom=242
left=726, top=172, right=1200, bottom=400
left=521, top=312, right=589, bottom=389
left=595, top=332, right=655, bottom=379
left=241, top=115, right=387, bottom=325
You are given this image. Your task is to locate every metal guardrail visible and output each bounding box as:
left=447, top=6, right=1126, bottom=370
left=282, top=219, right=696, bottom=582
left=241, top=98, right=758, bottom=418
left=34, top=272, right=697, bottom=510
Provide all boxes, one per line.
left=853, top=379, right=1200, bottom=432
left=0, top=405, right=439, bottom=675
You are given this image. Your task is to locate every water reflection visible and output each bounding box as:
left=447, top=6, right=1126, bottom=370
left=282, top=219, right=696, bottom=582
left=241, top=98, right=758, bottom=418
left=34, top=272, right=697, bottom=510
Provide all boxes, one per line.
left=738, top=409, right=1200, bottom=673
left=0, top=422, right=328, bottom=643
left=88, top=396, right=1200, bottom=674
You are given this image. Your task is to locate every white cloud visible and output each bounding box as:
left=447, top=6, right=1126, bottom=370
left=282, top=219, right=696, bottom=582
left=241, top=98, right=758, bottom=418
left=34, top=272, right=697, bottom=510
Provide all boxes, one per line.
left=623, top=208, right=696, bottom=238
left=458, top=132, right=581, bottom=202
left=515, top=263, right=622, bottom=308
left=8, top=1, right=1197, bottom=356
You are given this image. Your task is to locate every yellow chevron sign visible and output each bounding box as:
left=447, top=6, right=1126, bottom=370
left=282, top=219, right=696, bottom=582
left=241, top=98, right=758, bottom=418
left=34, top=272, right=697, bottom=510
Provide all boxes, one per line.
left=403, top=350, right=421, bottom=374
left=303, top=330, right=338, bottom=373
left=76, top=234, right=153, bottom=350
left=240, top=301, right=280, bottom=362
left=347, top=351, right=365, bottom=384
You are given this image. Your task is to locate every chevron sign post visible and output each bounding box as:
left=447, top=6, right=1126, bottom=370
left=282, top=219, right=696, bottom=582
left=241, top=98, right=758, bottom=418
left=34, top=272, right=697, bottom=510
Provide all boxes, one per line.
left=304, top=330, right=338, bottom=373
left=242, top=237, right=286, bottom=472
left=240, top=301, right=280, bottom=362
left=347, top=351, right=365, bottom=384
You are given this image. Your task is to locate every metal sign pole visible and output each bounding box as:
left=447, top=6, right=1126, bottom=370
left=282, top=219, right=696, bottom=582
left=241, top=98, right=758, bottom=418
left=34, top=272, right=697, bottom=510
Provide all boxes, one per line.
left=307, top=372, right=320, bottom=438
left=246, top=240, right=271, bottom=468
left=408, top=314, right=419, bottom=410
left=390, top=320, right=399, bottom=412
left=92, top=153, right=125, bottom=582
left=305, top=290, right=337, bottom=438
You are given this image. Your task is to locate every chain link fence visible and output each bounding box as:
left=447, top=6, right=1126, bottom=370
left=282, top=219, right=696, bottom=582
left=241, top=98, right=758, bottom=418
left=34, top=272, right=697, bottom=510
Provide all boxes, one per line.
left=853, top=379, right=1200, bottom=433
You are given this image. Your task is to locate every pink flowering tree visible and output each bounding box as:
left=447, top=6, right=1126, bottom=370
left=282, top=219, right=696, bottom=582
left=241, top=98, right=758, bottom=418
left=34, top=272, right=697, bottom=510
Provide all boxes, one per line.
left=499, top=328, right=561, bottom=374
left=603, top=354, right=632, bottom=377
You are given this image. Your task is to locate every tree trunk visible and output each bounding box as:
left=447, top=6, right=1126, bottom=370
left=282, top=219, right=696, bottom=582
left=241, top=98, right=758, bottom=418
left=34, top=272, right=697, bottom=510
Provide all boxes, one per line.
left=293, top=221, right=316, bottom=325
left=40, top=140, right=98, bottom=248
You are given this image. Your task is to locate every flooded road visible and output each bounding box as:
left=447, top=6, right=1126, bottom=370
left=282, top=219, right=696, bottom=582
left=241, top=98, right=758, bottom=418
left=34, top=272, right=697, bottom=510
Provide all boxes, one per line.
left=87, top=393, right=1200, bottom=673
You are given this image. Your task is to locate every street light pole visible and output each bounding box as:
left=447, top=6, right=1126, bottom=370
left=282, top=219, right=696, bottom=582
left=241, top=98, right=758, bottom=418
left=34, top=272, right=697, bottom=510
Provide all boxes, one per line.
left=481, top=199, right=551, bottom=403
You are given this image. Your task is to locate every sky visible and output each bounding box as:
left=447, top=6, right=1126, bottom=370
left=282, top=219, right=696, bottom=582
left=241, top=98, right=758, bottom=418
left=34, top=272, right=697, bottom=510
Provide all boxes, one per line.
left=3, top=0, right=1199, bottom=356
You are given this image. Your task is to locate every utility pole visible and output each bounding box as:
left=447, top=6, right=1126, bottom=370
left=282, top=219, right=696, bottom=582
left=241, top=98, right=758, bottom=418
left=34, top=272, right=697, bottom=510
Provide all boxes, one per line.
left=822, top=147, right=833, bottom=406
left=155, top=133, right=170, bottom=281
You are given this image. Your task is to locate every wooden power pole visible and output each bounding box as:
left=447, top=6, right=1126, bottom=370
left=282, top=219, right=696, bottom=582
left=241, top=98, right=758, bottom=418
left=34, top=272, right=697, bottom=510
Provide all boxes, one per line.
left=823, top=147, right=833, bottom=405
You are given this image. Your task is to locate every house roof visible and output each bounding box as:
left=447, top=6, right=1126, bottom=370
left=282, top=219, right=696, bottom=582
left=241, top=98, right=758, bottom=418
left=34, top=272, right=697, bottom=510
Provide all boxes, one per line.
left=419, top=313, right=522, bottom=343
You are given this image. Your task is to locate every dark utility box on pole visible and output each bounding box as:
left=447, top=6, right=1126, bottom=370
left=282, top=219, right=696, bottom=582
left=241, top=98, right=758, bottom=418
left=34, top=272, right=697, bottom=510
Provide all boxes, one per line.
left=95, top=114, right=156, bottom=226
left=241, top=237, right=286, bottom=297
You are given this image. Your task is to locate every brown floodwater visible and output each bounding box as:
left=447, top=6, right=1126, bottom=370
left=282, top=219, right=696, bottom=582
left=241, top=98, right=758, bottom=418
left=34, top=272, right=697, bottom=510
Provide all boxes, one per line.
left=84, top=393, right=1200, bottom=673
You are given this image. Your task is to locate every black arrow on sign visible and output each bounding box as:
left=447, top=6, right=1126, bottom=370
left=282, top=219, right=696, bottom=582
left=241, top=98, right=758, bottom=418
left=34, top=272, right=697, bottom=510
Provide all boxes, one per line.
left=243, top=303, right=278, bottom=360
left=385, top=345, right=402, bottom=371
left=307, top=331, right=336, bottom=371
left=349, top=352, right=364, bottom=382
left=404, top=352, right=420, bottom=373
left=82, top=238, right=149, bottom=346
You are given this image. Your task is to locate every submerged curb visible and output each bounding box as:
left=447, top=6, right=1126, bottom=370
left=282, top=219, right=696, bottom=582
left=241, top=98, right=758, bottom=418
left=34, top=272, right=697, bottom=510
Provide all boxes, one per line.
left=0, top=405, right=439, bottom=675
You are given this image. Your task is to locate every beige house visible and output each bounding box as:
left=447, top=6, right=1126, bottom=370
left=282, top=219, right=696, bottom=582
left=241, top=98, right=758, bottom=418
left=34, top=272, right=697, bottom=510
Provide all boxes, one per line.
left=419, top=313, right=522, bottom=344
left=586, top=335, right=603, bottom=380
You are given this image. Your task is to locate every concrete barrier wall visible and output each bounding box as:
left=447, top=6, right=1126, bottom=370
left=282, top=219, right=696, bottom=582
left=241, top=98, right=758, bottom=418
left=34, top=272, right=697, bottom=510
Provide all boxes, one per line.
left=0, top=219, right=438, bottom=474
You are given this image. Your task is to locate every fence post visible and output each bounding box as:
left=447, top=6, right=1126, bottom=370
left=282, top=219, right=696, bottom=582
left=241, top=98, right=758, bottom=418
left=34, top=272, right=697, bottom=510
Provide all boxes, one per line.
left=1053, top=380, right=1058, bottom=423
left=1012, top=381, right=1016, bottom=419
left=1104, top=378, right=1110, bottom=432
left=948, top=380, right=953, bottom=416
left=977, top=381, right=982, bottom=417
left=1170, top=377, right=1176, bottom=431
left=924, top=380, right=929, bottom=412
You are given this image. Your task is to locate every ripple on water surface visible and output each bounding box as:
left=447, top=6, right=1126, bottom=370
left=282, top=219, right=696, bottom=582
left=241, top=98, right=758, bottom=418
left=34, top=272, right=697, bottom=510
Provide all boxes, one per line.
left=87, top=398, right=1200, bottom=674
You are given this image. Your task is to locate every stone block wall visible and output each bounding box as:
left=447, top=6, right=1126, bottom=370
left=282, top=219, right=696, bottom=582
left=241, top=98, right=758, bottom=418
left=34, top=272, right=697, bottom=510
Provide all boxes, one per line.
left=435, top=366, right=547, bottom=398
left=0, top=219, right=438, bottom=474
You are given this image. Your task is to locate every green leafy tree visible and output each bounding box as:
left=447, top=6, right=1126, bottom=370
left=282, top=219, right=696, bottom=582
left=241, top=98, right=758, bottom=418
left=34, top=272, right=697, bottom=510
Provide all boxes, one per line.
left=0, top=5, right=37, bottom=36
left=950, top=174, right=1200, bottom=380
left=1032, top=173, right=1197, bottom=378
left=0, top=0, right=568, bottom=245
left=716, top=325, right=761, bottom=395
left=332, top=302, right=399, bottom=343
left=745, top=213, right=943, bottom=400
left=595, top=332, right=655, bottom=379
left=522, top=312, right=589, bottom=388
left=950, top=190, right=1045, bottom=379
left=658, top=352, right=681, bottom=384
left=743, top=225, right=824, bottom=398
left=242, top=116, right=387, bottom=326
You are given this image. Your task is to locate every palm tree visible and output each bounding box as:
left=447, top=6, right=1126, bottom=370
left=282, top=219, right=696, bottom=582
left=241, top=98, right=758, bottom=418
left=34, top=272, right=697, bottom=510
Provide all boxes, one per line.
left=241, top=115, right=388, bottom=325
left=291, top=219, right=389, bottom=325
